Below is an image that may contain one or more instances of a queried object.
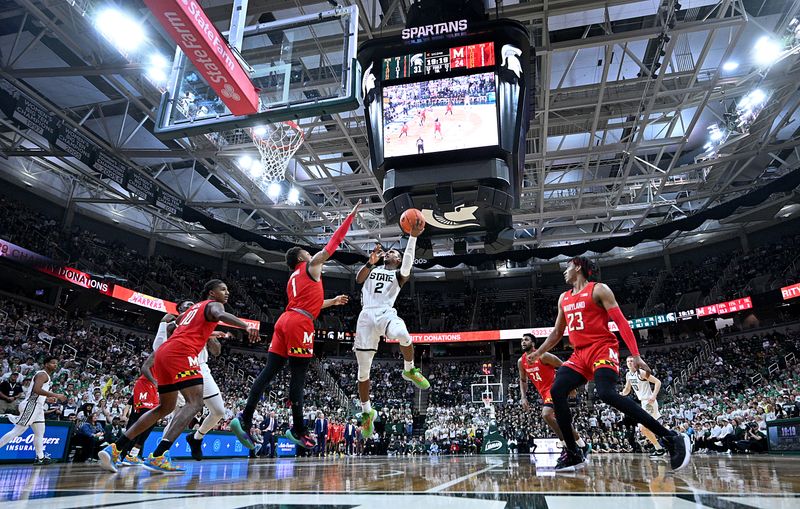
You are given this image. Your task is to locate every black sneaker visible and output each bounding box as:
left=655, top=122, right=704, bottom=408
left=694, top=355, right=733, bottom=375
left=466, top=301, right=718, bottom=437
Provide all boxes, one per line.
left=555, top=448, right=585, bottom=472
left=186, top=433, right=204, bottom=461
left=33, top=456, right=52, bottom=465
left=650, top=448, right=667, bottom=458
left=660, top=432, right=692, bottom=471
left=581, top=442, right=592, bottom=459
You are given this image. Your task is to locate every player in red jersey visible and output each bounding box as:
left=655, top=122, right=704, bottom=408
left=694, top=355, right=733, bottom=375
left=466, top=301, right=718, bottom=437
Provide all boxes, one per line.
left=232, top=201, right=361, bottom=451
left=98, top=280, right=258, bottom=473
left=445, top=100, right=453, bottom=115
left=527, top=257, right=691, bottom=472
left=433, top=118, right=442, bottom=139
left=518, top=333, right=588, bottom=454
left=399, top=122, right=409, bottom=138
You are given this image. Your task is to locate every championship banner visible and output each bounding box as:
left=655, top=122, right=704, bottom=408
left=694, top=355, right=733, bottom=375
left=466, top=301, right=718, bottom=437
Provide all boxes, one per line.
left=781, top=282, right=800, bottom=301
left=143, top=0, right=259, bottom=116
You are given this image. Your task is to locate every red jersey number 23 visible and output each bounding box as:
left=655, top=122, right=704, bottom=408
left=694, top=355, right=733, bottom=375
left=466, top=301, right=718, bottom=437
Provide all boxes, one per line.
left=567, top=311, right=584, bottom=332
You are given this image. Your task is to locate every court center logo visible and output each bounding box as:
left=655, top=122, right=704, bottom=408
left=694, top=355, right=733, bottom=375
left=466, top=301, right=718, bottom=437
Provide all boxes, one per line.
left=420, top=205, right=480, bottom=230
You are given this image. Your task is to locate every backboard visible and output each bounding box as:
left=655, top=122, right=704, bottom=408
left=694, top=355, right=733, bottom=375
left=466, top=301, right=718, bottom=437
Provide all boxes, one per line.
left=154, top=5, right=360, bottom=139
left=471, top=382, right=504, bottom=404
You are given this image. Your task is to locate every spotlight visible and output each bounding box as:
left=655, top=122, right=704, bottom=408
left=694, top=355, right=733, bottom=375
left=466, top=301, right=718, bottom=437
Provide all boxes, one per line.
left=267, top=181, right=282, bottom=200
left=287, top=187, right=300, bottom=204
left=253, top=126, right=268, bottom=137
left=239, top=155, right=253, bottom=168
left=753, top=36, right=782, bottom=66
left=95, top=8, right=146, bottom=52
left=248, top=165, right=261, bottom=178
left=146, top=67, right=167, bottom=83
left=710, top=130, right=723, bottom=141
left=722, top=61, right=739, bottom=71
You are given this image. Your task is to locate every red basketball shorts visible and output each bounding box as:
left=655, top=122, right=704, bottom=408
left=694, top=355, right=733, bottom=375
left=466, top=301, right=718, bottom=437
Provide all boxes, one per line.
left=269, top=311, right=315, bottom=358
left=538, top=386, right=554, bottom=407
left=562, top=341, right=620, bottom=381
left=152, top=340, right=204, bottom=393
left=133, top=377, right=159, bottom=410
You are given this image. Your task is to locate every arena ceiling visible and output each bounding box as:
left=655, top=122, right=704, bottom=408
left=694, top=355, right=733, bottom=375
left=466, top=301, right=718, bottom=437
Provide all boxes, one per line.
left=0, top=0, right=799, bottom=273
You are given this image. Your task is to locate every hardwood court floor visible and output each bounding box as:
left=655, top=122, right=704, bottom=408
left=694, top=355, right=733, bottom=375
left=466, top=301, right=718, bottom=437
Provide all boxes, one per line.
left=0, top=454, right=798, bottom=508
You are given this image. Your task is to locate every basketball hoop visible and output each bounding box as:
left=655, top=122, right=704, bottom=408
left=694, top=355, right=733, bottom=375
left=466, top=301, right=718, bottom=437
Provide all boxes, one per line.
left=482, top=392, right=494, bottom=408
left=247, top=120, right=305, bottom=183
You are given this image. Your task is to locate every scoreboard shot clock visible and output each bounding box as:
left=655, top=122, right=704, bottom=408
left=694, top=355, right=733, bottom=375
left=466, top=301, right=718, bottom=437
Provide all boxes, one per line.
left=358, top=14, right=532, bottom=245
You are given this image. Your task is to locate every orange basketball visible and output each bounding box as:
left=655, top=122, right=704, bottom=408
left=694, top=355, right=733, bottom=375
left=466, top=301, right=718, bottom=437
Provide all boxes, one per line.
left=400, top=208, right=425, bottom=234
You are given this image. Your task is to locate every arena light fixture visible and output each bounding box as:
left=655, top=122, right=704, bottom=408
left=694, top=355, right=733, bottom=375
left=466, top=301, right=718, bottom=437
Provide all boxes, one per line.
left=147, top=53, right=169, bottom=83
left=253, top=125, right=268, bottom=137
left=287, top=187, right=300, bottom=204
left=722, top=61, right=739, bottom=71
left=95, top=8, right=146, bottom=53
left=267, top=182, right=282, bottom=200
left=753, top=36, right=782, bottom=66
left=239, top=155, right=253, bottom=169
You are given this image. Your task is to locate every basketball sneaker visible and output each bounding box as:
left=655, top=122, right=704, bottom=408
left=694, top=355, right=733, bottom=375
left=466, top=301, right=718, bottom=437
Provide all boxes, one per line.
left=402, top=368, right=430, bottom=390
left=98, top=443, right=121, bottom=473
left=121, top=454, right=144, bottom=467
left=186, top=433, right=204, bottom=461
left=143, top=452, right=186, bottom=474
left=33, top=454, right=52, bottom=465
left=660, top=432, right=692, bottom=471
left=649, top=448, right=667, bottom=459
left=230, top=413, right=255, bottom=450
left=555, top=448, right=585, bottom=473
left=361, top=408, right=378, bottom=439
left=284, top=429, right=317, bottom=449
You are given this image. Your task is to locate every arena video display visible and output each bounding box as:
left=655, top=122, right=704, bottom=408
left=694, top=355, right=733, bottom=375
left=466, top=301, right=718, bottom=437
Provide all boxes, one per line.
left=382, top=71, right=498, bottom=158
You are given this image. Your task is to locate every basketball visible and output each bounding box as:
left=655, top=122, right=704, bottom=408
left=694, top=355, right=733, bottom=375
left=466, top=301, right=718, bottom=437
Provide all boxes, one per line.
left=400, top=208, right=425, bottom=234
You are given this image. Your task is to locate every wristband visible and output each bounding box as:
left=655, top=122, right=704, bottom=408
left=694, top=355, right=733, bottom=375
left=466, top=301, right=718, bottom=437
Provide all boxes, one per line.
left=366, top=263, right=375, bottom=269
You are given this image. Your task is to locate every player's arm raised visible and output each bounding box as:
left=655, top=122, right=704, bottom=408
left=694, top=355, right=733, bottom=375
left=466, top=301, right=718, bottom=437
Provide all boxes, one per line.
left=527, top=293, right=567, bottom=363
left=356, top=244, right=383, bottom=284
left=594, top=283, right=651, bottom=375
left=322, top=295, right=350, bottom=309
left=206, top=302, right=259, bottom=342
left=308, top=200, right=361, bottom=280
left=398, top=217, right=424, bottom=287
left=517, top=357, right=530, bottom=410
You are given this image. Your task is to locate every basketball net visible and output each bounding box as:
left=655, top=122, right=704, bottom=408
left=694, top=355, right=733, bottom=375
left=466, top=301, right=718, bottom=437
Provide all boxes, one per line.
left=482, top=393, right=494, bottom=409
left=247, top=120, right=305, bottom=183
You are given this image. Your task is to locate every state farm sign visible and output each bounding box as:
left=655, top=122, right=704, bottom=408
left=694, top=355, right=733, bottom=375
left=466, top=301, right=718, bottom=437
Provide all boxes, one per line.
left=144, top=0, right=259, bottom=116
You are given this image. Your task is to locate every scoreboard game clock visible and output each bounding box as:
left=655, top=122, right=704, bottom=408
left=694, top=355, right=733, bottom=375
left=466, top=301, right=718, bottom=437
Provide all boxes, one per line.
left=766, top=418, right=800, bottom=454
left=358, top=17, right=532, bottom=240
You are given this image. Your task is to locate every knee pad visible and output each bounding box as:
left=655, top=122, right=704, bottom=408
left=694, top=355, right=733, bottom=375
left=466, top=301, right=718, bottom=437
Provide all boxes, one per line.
left=356, top=350, right=375, bottom=382
left=386, top=320, right=412, bottom=347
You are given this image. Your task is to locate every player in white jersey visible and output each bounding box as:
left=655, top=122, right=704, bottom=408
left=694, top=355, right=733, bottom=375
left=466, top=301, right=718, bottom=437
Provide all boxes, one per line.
left=354, top=220, right=430, bottom=438
left=0, top=356, right=66, bottom=464
left=622, top=355, right=666, bottom=458
left=146, top=300, right=227, bottom=460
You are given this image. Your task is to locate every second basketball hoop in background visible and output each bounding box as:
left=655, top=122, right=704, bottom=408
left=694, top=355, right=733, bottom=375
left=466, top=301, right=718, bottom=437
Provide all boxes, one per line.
left=400, top=208, right=425, bottom=235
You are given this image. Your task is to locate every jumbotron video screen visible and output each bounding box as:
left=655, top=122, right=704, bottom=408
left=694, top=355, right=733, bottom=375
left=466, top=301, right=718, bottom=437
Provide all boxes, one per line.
left=382, top=72, right=498, bottom=157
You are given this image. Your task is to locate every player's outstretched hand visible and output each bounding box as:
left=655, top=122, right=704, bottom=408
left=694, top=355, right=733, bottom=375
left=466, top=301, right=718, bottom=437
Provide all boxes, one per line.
left=332, top=295, right=350, bottom=306
left=632, top=355, right=652, bottom=376
left=368, top=244, right=383, bottom=265
left=521, top=398, right=530, bottom=410
left=56, top=393, right=67, bottom=402
left=246, top=324, right=259, bottom=342
left=410, top=217, right=425, bottom=237
left=349, top=199, right=362, bottom=216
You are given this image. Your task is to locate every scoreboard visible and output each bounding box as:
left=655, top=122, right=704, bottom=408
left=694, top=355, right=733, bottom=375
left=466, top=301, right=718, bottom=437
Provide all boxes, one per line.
left=358, top=18, right=532, bottom=239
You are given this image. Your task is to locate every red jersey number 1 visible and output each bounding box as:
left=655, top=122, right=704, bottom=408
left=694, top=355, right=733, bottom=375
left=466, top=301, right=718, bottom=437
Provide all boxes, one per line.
left=290, top=273, right=298, bottom=297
